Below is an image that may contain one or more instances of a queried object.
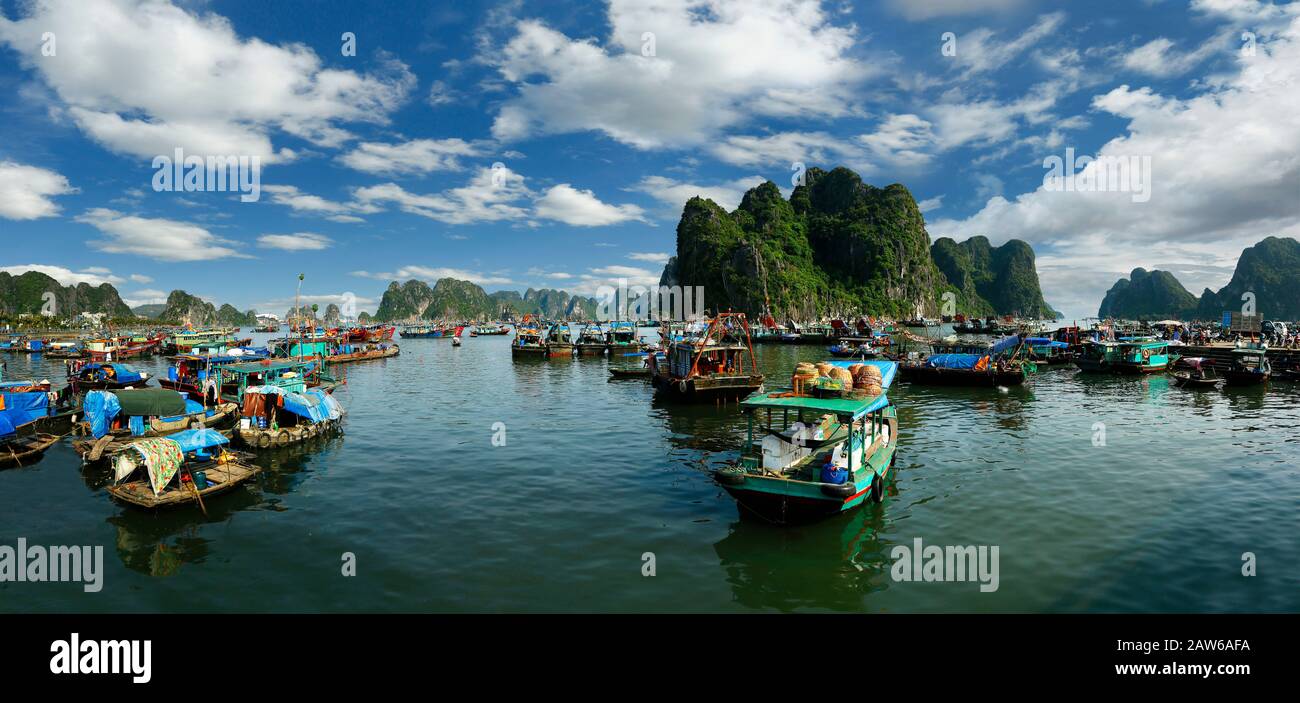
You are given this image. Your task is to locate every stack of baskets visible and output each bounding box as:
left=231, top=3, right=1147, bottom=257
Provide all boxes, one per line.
left=791, top=361, right=882, bottom=399
left=848, top=363, right=883, bottom=397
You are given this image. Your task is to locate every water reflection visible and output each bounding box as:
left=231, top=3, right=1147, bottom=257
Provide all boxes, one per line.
left=714, top=503, right=894, bottom=612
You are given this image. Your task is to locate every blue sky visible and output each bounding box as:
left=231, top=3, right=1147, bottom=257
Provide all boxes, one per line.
left=2, top=0, right=1298, bottom=321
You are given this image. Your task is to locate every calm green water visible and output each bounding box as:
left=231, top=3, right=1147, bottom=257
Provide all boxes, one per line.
left=3, top=329, right=1298, bottom=613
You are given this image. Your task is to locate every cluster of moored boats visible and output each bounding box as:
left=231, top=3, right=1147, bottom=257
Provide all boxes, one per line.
left=0, top=321, right=411, bottom=510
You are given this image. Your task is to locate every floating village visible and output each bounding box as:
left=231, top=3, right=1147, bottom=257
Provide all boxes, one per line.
left=3, top=300, right=1294, bottom=524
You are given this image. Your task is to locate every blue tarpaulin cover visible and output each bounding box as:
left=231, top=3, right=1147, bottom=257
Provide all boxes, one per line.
left=0, top=390, right=51, bottom=427
left=84, top=363, right=145, bottom=383
left=990, top=335, right=1021, bottom=355
left=0, top=413, right=16, bottom=438
left=83, top=390, right=122, bottom=438
left=305, top=389, right=344, bottom=419
left=925, top=353, right=985, bottom=369
left=281, top=391, right=328, bottom=423
left=168, top=428, right=229, bottom=454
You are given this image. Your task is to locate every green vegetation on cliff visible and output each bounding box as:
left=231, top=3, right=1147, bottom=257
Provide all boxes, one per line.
left=931, top=236, right=1061, bottom=318
left=372, top=279, right=598, bottom=321
left=1098, top=268, right=1198, bottom=320
left=0, top=271, right=133, bottom=317
left=660, top=167, right=1059, bottom=320
left=1196, top=237, right=1300, bottom=320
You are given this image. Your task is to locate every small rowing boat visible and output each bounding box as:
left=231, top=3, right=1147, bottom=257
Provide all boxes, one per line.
left=105, top=429, right=260, bottom=510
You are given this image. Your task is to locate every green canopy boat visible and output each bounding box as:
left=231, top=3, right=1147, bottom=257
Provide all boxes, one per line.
left=713, top=360, right=899, bottom=524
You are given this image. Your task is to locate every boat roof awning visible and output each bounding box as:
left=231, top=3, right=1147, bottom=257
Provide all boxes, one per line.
left=740, top=390, right=891, bottom=420
left=223, top=359, right=313, bottom=374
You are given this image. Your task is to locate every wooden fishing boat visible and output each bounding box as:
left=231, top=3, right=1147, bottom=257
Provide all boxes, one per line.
left=713, top=360, right=899, bottom=524
left=901, top=335, right=1029, bottom=386
left=649, top=313, right=764, bottom=401
left=574, top=323, right=608, bottom=356
left=105, top=429, right=260, bottom=510
left=0, top=431, right=62, bottom=469
left=1169, top=357, right=1221, bottom=389
left=1224, top=347, right=1271, bottom=386
left=65, top=361, right=151, bottom=393
left=608, top=367, right=652, bottom=379
left=1110, top=338, right=1171, bottom=374
left=1025, top=336, right=1074, bottom=366
left=1074, top=340, right=1119, bottom=372
left=511, top=317, right=550, bottom=358
left=400, top=324, right=458, bottom=338
left=234, top=385, right=345, bottom=449
left=827, top=340, right=879, bottom=359
left=213, top=359, right=338, bottom=404
left=544, top=322, right=575, bottom=357
left=604, top=321, right=645, bottom=354
left=324, top=342, right=399, bottom=364
left=74, top=388, right=237, bottom=437
left=43, top=341, right=83, bottom=359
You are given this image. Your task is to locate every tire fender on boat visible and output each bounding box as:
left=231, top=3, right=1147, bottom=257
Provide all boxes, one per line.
left=257, top=432, right=272, bottom=448
left=275, top=431, right=289, bottom=447
left=820, top=481, right=856, bottom=499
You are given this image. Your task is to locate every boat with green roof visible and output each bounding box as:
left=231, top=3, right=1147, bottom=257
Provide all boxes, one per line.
left=713, top=360, right=898, bottom=524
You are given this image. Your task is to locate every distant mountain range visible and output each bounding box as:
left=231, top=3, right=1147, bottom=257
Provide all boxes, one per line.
left=0, top=270, right=133, bottom=318
left=372, top=279, right=598, bottom=321
left=1098, top=237, right=1300, bottom=320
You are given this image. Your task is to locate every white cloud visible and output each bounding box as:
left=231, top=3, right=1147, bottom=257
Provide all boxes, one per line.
left=351, top=266, right=514, bottom=286
left=628, top=252, right=671, bottom=265
left=927, top=16, right=1300, bottom=318
left=1121, top=37, right=1221, bottom=77
left=533, top=184, right=645, bottom=226
left=0, top=0, right=415, bottom=163
left=948, top=13, right=1066, bottom=77
left=918, top=196, right=944, bottom=213
left=0, top=161, right=76, bottom=219
left=484, top=1, right=873, bottom=149
left=263, top=184, right=379, bottom=222
left=338, top=138, right=482, bottom=175
left=257, top=232, right=333, bottom=251
left=0, top=264, right=121, bottom=286
left=353, top=165, right=531, bottom=225
left=629, top=174, right=766, bottom=211
left=129, top=274, right=153, bottom=284
left=857, top=114, right=937, bottom=168
left=709, top=131, right=869, bottom=171
left=884, top=0, right=1026, bottom=21
left=122, top=288, right=167, bottom=306
left=75, top=208, right=245, bottom=261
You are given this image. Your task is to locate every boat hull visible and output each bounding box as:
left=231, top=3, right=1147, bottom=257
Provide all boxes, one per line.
left=651, top=373, right=764, bottom=401
left=900, top=366, right=1026, bottom=386
left=1224, top=370, right=1269, bottom=386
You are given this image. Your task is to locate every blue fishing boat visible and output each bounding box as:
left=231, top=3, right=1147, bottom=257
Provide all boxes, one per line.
left=1111, top=337, right=1171, bottom=374
left=714, top=360, right=899, bottom=523
left=1225, top=347, right=1271, bottom=386
left=0, top=376, right=70, bottom=468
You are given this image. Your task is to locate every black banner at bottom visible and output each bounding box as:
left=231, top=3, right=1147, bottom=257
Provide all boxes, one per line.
left=0, top=613, right=1287, bottom=689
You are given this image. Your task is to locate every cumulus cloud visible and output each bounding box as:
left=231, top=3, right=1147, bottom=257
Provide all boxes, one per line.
left=484, top=0, right=874, bottom=149
left=75, top=208, right=245, bottom=261
left=338, top=138, right=482, bottom=176
left=351, top=266, right=513, bottom=286
left=0, top=161, right=77, bottom=219
left=533, top=184, right=645, bottom=226
left=0, top=264, right=121, bottom=285
left=629, top=174, right=766, bottom=212
left=257, top=232, right=333, bottom=251
left=0, top=0, right=415, bottom=163
left=884, top=0, right=1027, bottom=21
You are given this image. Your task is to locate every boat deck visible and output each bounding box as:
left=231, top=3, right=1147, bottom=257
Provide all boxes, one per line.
left=106, top=459, right=260, bottom=509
